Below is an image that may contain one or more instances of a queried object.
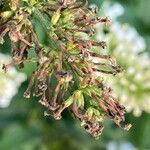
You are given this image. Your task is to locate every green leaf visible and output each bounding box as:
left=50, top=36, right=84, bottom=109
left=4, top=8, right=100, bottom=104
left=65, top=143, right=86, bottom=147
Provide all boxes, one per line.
left=88, top=0, right=104, bottom=7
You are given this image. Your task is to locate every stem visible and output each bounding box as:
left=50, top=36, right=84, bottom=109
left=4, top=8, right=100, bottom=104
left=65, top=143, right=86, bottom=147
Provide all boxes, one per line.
left=51, top=80, right=62, bottom=107
left=24, top=71, right=37, bottom=98
left=92, top=68, right=114, bottom=75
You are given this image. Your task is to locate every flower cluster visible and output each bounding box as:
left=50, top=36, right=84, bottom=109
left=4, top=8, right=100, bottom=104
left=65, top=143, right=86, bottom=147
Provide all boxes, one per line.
left=0, top=0, right=131, bottom=138
left=95, top=2, right=150, bottom=117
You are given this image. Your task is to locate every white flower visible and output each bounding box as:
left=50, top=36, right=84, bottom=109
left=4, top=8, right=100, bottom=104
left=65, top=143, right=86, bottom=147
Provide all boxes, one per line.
left=95, top=2, right=150, bottom=116
left=0, top=53, right=27, bottom=108
left=102, top=1, right=124, bottom=20
left=107, top=141, right=137, bottom=150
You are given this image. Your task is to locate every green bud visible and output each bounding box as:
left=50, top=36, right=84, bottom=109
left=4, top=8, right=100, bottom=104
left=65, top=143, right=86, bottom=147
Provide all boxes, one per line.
left=93, top=108, right=100, bottom=116
left=10, top=0, right=18, bottom=11
left=64, top=96, right=74, bottom=107
left=89, top=99, right=98, bottom=107
left=73, top=90, right=84, bottom=108
left=0, top=37, right=4, bottom=45
left=85, top=107, right=94, bottom=118
left=80, top=120, right=86, bottom=126
left=91, top=87, right=102, bottom=97
left=82, top=87, right=92, bottom=97
left=0, top=11, right=13, bottom=20
left=83, top=86, right=101, bottom=97
left=85, top=107, right=103, bottom=122
left=51, top=8, right=61, bottom=25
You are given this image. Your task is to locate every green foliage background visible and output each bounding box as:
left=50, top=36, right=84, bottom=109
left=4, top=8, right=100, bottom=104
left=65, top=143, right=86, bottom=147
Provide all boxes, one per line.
left=0, top=0, right=150, bottom=149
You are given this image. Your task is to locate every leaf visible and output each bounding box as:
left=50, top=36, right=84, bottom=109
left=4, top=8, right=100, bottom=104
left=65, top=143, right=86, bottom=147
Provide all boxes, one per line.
left=88, top=0, right=104, bottom=7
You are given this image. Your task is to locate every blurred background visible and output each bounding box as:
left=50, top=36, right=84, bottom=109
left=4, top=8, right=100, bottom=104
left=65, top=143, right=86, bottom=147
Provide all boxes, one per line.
left=0, top=0, right=150, bottom=150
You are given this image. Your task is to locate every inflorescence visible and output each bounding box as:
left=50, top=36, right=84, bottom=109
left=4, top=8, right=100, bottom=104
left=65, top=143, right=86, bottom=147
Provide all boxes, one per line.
left=0, top=0, right=131, bottom=139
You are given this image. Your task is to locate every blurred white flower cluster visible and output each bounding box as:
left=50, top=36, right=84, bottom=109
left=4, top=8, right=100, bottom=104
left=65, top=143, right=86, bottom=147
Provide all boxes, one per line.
left=0, top=53, right=26, bottom=108
left=107, top=141, right=137, bottom=150
left=95, top=2, right=150, bottom=116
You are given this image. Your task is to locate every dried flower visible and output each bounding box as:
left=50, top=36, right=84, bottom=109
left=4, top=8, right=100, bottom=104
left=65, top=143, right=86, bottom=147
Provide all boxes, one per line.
left=95, top=2, right=150, bottom=117
left=0, top=0, right=131, bottom=138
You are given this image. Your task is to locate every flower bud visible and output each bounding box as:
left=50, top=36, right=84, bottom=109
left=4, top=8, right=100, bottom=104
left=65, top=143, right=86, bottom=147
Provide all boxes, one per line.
left=51, top=7, right=62, bottom=25
left=73, top=90, right=84, bottom=108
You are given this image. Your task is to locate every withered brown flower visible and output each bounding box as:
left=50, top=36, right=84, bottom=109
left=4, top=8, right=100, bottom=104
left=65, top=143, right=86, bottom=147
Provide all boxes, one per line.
left=0, top=0, right=131, bottom=139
